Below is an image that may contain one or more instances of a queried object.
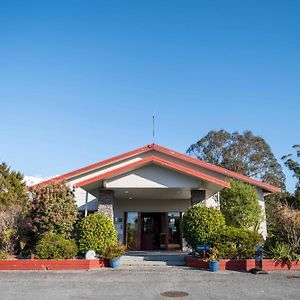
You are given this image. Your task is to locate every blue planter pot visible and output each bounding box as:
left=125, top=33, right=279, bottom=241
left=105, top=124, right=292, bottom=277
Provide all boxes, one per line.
left=209, top=261, right=219, bottom=272
left=110, top=257, right=121, bottom=268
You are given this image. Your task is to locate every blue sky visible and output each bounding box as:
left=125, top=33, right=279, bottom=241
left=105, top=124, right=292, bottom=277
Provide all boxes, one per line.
left=0, top=1, right=299, bottom=191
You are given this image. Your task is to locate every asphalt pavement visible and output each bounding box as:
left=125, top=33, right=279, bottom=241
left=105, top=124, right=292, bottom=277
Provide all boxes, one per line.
left=0, top=266, right=299, bottom=300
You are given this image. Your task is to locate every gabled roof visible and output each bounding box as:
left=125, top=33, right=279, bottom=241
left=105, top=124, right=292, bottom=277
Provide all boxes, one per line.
left=74, top=155, right=230, bottom=189
left=33, top=143, right=281, bottom=193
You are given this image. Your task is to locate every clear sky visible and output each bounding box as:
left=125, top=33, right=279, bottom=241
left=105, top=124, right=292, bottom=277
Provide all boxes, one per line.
left=0, top=1, right=299, bottom=191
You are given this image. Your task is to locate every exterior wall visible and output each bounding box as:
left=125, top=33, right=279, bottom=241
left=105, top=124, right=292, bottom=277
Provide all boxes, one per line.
left=256, top=187, right=267, bottom=239
left=74, top=187, right=98, bottom=212
left=68, top=156, right=143, bottom=186
left=106, top=164, right=201, bottom=189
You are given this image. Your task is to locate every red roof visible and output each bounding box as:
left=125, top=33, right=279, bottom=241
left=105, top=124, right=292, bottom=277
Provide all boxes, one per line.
left=33, top=143, right=281, bottom=193
left=74, top=155, right=230, bottom=189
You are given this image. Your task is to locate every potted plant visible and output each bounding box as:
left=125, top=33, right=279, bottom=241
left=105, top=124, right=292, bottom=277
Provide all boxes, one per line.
left=103, top=244, right=126, bottom=268
left=206, top=247, right=220, bottom=272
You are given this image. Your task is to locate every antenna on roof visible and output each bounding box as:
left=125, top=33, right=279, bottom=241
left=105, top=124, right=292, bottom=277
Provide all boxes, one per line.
left=152, top=114, right=155, bottom=143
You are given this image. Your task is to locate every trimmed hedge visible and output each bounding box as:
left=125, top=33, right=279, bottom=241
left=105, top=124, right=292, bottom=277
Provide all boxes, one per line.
left=36, top=232, right=78, bottom=259
left=211, top=226, right=262, bottom=259
left=182, top=205, right=226, bottom=249
left=76, top=213, right=117, bottom=255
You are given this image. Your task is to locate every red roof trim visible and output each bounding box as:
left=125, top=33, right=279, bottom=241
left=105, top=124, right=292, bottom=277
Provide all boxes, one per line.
left=33, top=143, right=280, bottom=193
left=151, top=144, right=281, bottom=193
left=75, top=155, right=230, bottom=189
left=34, top=145, right=153, bottom=187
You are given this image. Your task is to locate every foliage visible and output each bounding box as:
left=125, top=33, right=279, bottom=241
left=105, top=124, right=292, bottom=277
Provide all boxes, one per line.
left=0, top=205, right=30, bottom=255
left=266, top=206, right=300, bottom=254
left=103, top=244, right=126, bottom=260
left=211, top=226, right=262, bottom=259
left=35, top=232, right=78, bottom=259
left=282, top=145, right=300, bottom=209
left=29, top=181, right=78, bottom=238
left=265, top=243, right=300, bottom=261
left=76, top=213, right=117, bottom=255
left=220, top=180, right=262, bottom=230
left=187, top=130, right=285, bottom=188
left=182, top=205, right=226, bottom=249
left=0, top=162, right=29, bottom=210
left=206, top=247, right=220, bottom=262
left=0, top=250, right=8, bottom=260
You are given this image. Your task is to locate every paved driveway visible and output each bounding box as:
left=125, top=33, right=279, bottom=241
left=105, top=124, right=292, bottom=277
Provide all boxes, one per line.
left=0, top=266, right=299, bottom=300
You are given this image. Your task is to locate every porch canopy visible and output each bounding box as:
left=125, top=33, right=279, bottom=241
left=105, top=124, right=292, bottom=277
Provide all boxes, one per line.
left=74, top=155, right=230, bottom=203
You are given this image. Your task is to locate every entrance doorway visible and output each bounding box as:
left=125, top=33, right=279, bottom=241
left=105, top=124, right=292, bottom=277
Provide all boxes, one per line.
left=124, top=212, right=182, bottom=251
left=141, top=213, right=163, bottom=250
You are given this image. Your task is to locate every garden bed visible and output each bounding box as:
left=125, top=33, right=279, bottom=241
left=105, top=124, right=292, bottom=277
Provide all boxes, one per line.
left=186, top=256, right=256, bottom=271
left=186, top=256, right=300, bottom=271
left=0, top=259, right=104, bottom=270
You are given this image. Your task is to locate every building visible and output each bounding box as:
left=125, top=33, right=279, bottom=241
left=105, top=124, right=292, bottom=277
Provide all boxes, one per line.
left=36, top=144, right=280, bottom=251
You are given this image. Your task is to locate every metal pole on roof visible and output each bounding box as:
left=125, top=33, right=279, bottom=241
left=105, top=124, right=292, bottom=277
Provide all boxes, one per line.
left=152, top=114, right=155, bottom=143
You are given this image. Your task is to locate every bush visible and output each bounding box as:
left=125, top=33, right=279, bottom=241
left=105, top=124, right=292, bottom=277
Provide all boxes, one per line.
left=29, top=182, right=78, bottom=238
left=36, top=232, right=78, bottom=259
left=182, top=205, right=226, bottom=250
left=0, top=205, right=30, bottom=255
left=103, top=244, right=126, bottom=260
left=220, top=180, right=262, bottom=230
left=0, top=250, right=8, bottom=260
left=211, top=226, right=262, bottom=259
left=76, top=213, right=117, bottom=255
left=265, top=243, right=300, bottom=261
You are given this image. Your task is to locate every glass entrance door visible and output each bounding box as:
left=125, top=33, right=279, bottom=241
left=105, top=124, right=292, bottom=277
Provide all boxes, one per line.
left=125, top=212, right=140, bottom=250
left=141, top=213, right=162, bottom=250
left=168, top=212, right=181, bottom=250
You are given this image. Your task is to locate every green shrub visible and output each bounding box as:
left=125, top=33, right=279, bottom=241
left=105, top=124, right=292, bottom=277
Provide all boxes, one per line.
left=211, top=226, right=262, bottom=259
left=182, top=205, right=226, bottom=250
left=0, top=250, right=8, bottom=260
left=265, top=243, right=300, bottom=261
left=265, top=239, right=300, bottom=261
left=36, top=232, right=78, bottom=259
left=76, top=213, right=117, bottom=255
left=103, top=244, right=126, bottom=260
left=220, top=180, right=262, bottom=230
left=29, top=182, right=78, bottom=238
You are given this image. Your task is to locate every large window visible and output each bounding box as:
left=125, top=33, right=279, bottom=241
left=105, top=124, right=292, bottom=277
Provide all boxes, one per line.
left=126, top=212, right=139, bottom=250
left=168, top=212, right=181, bottom=249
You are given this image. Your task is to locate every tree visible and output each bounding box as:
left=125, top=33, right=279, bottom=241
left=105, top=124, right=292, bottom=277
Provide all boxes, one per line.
left=182, top=205, right=226, bottom=249
left=187, top=130, right=285, bottom=188
left=0, top=162, right=30, bottom=255
left=29, top=181, right=78, bottom=238
left=0, top=205, right=28, bottom=255
left=0, top=162, right=29, bottom=210
left=220, top=180, right=262, bottom=230
left=282, top=145, right=300, bottom=209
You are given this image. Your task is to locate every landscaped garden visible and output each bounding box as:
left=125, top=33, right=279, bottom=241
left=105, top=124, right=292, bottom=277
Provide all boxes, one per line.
left=0, top=133, right=300, bottom=271
left=183, top=180, right=300, bottom=271
left=0, top=164, right=124, bottom=269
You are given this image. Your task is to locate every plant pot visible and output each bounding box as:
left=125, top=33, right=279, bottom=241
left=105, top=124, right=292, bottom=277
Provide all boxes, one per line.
left=109, top=257, right=121, bottom=268
left=209, top=261, right=219, bottom=272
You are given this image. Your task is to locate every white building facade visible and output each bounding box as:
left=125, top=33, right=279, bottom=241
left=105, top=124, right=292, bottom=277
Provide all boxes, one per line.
left=36, top=144, right=280, bottom=250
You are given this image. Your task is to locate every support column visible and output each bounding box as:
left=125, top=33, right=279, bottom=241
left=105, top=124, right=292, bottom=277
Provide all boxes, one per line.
left=98, top=190, right=114, bottom=221
left=191, top=190, right=206, bottom=205
left=256, top=188, right=267, bottom=240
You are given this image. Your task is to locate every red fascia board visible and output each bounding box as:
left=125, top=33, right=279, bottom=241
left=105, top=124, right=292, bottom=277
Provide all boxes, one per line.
left=32, top=145, right=154, bottom=187
left=75, top=155, right=230, bottom=189
left=152, top=144, right=281, bottom=193
left=32, top=143, right=280, bottom=193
